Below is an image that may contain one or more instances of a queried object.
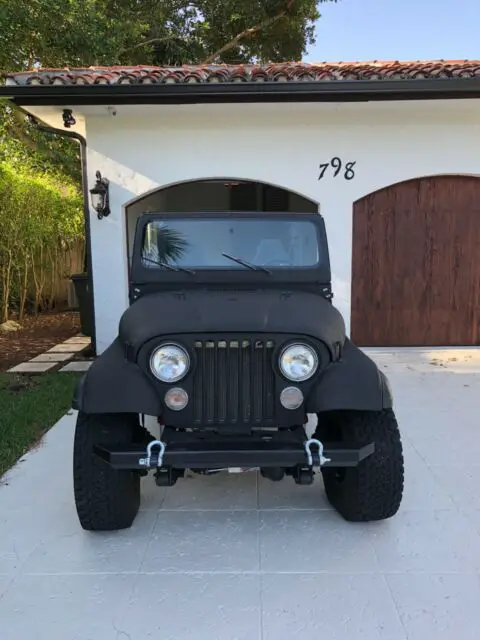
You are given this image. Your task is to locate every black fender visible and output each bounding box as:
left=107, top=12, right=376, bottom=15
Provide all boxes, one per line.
left=306, top=339, right=393, bottom=413
left=72, top=338, right=161, bottom=415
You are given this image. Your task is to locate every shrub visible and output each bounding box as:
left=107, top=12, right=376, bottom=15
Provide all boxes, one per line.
left=0, top=161, right=84, bottom=322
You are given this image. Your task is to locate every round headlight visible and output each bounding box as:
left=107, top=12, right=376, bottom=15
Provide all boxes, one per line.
left=279, top=343, right=318, bottom=382
left=150, top=343, right=190, bottom=382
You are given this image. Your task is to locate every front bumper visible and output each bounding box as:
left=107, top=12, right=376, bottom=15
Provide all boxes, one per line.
left=94, top=428, right=374, bottom=471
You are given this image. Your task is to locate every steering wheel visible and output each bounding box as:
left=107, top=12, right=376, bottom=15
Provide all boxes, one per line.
left=264, top=260, right=292, bottom=266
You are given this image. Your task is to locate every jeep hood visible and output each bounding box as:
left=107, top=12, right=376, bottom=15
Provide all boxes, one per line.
left=119, top=289, right=346, bottom=356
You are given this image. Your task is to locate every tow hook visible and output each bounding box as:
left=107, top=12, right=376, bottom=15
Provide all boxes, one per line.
left=139, top=440, right=166, bottom=468
left=290, top=439, right=332, bottom=486
left=304, top=438, right=331, bottom=467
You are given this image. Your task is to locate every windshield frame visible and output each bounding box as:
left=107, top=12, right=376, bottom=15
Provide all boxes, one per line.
left=130, top=211, right=331, bottom=286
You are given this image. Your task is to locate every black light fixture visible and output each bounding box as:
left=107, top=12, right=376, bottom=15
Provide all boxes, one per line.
left=89, top=171, right=110, bottom=219
left=62, top=109, right=76, bottom=128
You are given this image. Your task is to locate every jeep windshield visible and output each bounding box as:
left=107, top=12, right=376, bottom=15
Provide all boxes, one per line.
left=141, top=217, right=320, bottom=271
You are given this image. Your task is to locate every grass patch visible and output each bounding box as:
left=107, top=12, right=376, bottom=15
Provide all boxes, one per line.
left=0, top=373, right=81, bottom=478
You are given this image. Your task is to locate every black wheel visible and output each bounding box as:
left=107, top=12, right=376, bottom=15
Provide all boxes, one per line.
left=73, top=411, right=142, bottom=531
left=315, top=409, right=404, bottom=522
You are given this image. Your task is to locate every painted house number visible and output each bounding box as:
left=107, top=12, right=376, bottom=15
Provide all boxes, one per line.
left=318, top=157, right=356, bottom=181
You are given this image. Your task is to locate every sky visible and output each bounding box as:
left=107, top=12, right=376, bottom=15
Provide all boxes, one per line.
left=303, top=0, right=480, bottom=62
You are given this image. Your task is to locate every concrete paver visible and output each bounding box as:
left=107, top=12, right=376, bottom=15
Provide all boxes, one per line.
left=7, top=361, right=56, bottom=373
left=467, top=510, right=480, bottom=536
left=259, top=508, right=379, bottom=573
left=26, top=509, right=159, bottom=575
left=29, top=352, right=73, bottom=363
left=62, top=336, right=91, bottom=345
left=0, top=574, right=133, bottom=640
left=144, top=510, right=261, bottom=573
left=261, top=574, right=407, bottom=640
left=5, top=334, right=90, bottom=373
left=0, top=574, right=13, bottom=599
left=1, top=348, right=479, bottom=639
left=386, top=573, right=480, bottom=640
left=117, top=575, right=261, bottom=640
left=58, top=360, right=93, bottom=372
left=47, top=342, right=86, bottom=353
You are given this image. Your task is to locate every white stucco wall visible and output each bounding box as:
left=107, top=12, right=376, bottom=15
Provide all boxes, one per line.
left=83, top=100, right=480, bottom=353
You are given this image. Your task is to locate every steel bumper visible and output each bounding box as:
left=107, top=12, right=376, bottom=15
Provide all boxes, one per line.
left=94, top=434, right=374, bottom=471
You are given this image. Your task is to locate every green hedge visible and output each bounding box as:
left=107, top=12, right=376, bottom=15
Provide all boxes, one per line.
left=0, top=161, right=84, bottom=322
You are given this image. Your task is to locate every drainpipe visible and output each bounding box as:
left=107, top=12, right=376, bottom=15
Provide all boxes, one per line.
left=26, top=114, right=97, bottom=356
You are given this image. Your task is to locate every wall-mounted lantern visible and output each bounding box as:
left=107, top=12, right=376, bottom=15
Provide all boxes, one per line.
left=62, top=109, right=76, bottom=128
left=89, top=171, right=110, bottom=219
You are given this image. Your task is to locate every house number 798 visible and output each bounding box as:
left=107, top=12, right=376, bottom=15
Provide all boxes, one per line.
left=318, top=157, right=356, bottom=181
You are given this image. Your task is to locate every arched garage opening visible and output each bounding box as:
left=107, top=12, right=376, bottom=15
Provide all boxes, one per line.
left=351, top=175, right=480, bottom=347
left=125, top=178, right=318, bottom=260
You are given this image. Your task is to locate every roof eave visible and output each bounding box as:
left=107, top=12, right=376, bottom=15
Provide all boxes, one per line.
left=1, top=77, right=480, bottom=106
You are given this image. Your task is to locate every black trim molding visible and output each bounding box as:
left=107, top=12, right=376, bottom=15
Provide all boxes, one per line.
left=2, top=78, right=480, bottom=106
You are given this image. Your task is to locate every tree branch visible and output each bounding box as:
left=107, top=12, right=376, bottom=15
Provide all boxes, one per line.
left=201, top=0, right=296, bottom=65
left=117, top=34, right=184, bottom=58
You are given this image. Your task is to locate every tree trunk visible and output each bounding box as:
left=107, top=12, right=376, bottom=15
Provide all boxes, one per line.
left=1, top=252, right=13, bottom=323
left=18, top=256, right=29, bottom=320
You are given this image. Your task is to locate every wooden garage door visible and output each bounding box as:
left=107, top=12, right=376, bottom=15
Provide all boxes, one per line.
left=351, top=176, right=480, bottom=346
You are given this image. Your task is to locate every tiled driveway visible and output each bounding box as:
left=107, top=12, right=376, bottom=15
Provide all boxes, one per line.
left=1, top=348, right=480, bottom=640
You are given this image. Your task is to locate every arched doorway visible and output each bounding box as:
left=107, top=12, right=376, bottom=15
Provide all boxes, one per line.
left=126, top=178, right=318, bottom=260
left=351, top=175, right=480, bottom=346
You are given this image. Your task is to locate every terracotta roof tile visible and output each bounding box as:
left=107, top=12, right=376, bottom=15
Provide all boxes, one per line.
left=5, top=60, right=480, bottom=86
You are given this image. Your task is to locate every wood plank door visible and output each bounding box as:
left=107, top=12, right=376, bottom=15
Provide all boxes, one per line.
left=351, top=176, right=480, bottom=346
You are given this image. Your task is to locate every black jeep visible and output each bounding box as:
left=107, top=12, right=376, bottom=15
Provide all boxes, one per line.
left=72, top=211, right=404, bottom=531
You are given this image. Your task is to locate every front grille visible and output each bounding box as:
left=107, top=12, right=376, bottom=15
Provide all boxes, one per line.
left=193, top=338, right=276, bottom=425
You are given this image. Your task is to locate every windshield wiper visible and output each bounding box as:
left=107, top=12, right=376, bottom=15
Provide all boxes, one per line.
left=142, top=256, right=195, bottom=275
left=221, top=253, right=271, bottom=274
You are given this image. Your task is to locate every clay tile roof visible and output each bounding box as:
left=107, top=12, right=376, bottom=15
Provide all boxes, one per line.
left=5, top=60, right=480, bottom=86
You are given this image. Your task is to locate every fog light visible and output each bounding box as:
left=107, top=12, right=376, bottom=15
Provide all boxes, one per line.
left=280, top=386, right=304, bottom=410
left=164, top=387, right=188, bottom=411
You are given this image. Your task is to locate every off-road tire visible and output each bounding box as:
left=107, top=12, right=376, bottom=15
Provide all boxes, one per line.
left=73, top=411, right=142, bottom=531
left=315, top=409, right=404, bottom=522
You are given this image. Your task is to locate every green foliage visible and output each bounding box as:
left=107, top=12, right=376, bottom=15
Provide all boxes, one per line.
left=0, top=101, right=81, bottom=186
left=0, top=160, right=83, bottom=321
left=0, top=1, right=336, bottom=71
